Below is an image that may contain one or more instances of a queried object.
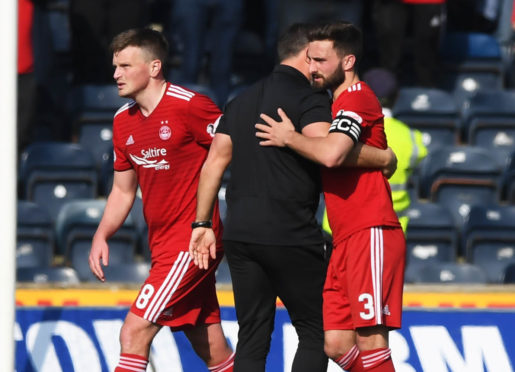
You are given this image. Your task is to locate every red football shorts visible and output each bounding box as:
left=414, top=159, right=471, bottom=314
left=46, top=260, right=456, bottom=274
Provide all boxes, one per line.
left=130, top=250, right=223, bottom=331
left=323, top=226, right=406, bottom=331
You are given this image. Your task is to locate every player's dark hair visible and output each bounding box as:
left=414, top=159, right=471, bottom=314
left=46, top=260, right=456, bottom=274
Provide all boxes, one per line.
left=277, top=23, right=313, bottom=62
left=110, top=28, right=169, bottom=65
left=308, top=21, right=362, bottom=66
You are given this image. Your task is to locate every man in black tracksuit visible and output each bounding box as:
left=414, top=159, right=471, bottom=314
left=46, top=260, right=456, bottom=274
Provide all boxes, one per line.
left=189, top=23, right=395, bottom=371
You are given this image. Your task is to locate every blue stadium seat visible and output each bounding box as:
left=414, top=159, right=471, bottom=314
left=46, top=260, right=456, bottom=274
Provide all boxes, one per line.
left=71, top=84, right=130, bottom=125
left=215, top=257, right=232, bottom=285
left=17, top=266, right=80, bottom=284
left=462, top=204, right=515, bottom=283
left=461, top=90, right=515, bottom=165
left=98, top=145, right=114, bottom=197
left=16, top=201, right=54, bottom=268
left=218, top=184, right=228, bottom=224
left=392, top=87, right=460, bottom=151
left=55, top=199, right=139, bottom=280
left=503, top=263, right=515, bottom=284
left=78, top=123, right=114, bottom=174
left=501, top=151, right=515, bottom=203
left=404, top=201, right=458, bottom=282
left=19, top=142, right=98, bottom=222
left=92, top=262, right=150, bottom=283
left=130, top=196, right=149, bottom=260
left=440, top=32, right=504, bottom=105
left=412, top=262, right=488, bottom=284
left=417, top=145, right=502, bottom=232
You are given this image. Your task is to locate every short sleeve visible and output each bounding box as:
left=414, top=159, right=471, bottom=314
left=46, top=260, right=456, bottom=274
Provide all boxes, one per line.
left=298, top=90, right=332, bottom=130
left=112, top=119, right=132, bottom=172
left=187, top=94, right=223, bottom=146
left=215, top=114, right=229, bottom=135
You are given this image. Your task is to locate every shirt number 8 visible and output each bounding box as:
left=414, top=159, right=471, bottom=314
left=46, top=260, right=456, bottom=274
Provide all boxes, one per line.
left=136, top=284, right=155, bottom=309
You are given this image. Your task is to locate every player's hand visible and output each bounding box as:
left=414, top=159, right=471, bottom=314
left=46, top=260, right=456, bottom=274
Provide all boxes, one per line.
left=189, top=228, right=217, bottom=270
left=382, top=147, right=397, bottom=179
left=89, top=236, right=109, bottom=282
left=255, top=108, right=295, bottom=147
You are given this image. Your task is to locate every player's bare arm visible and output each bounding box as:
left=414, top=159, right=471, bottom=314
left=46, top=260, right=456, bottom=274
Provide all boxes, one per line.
left=344, top=144, right=397, bottom=178
left=257, top=108, right=356, bottom=168
left=190, top=132, right=232, bottom=270
left=257, top=108, right=396, bottom=175
left=89, top=169, right=138, bottom=281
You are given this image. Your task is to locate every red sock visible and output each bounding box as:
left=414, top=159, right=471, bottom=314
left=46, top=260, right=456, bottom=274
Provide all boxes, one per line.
left=334, top=345, right=360, bottom=370
left=208, top=351, right=235, bottom=372
left=114, top=353, right=148, bottom=372
left=358, top=348, right=394, bottom=371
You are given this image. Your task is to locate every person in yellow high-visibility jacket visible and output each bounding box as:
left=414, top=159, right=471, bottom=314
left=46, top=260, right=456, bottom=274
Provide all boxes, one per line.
left=322, top=68, right=427, bottom=235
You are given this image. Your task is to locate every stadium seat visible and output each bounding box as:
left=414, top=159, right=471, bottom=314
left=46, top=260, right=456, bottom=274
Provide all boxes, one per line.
left=503, top=263, right=515, bottom=284
left=391, top=87, right=460, bottom=151
left=403, top=201, right=458, bottom=282
left=91, top=262, right=150, bottom=283
left=440, top=32, right=504, bottom=106
left=215, top=257, right=232, bottom=285
left=55, top=199, right=139, bottom=280
left=461, top=90, right=515, bottom=165
left=462, top=204, right=515, bottom=283
left=78, top=123, right=114, bottom=174
left=412, top=262, right=488, bottom=284
left=17, top=266, right=80, bottom=284
left=71, top=84, right=130, bottom=125
left=16, top=201, right=54, bottom=268
left=501, top=151, right=515, bottom=203
left=218, top=184, right=228, bottom=224
left=417, top=145, right=502, bottom=232
left=130, top=196, right=149, bottom=259
left=98, top=145, right=114, bottom=197
left=18, top=142, right=98, bottom=222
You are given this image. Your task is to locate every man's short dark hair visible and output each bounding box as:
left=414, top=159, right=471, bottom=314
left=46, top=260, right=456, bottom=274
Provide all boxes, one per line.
left=277, top=23, right=313, bottom=62
left=110, top=28, right=169, bottom=64
left=308, top=21, right=363, bottom=66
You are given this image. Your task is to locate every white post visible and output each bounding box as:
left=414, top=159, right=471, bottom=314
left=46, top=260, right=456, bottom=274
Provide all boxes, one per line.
left=0, top=0, right=18, bottom=370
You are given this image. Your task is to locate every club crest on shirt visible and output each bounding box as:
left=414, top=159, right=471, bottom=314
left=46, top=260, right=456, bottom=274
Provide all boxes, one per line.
left=159, top=121, right=171, bottom=140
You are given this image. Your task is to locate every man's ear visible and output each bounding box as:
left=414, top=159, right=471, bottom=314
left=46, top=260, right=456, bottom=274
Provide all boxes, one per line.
left=150, top=59, right=162, bottom=77
left=343, top=54, right=356, bottom=71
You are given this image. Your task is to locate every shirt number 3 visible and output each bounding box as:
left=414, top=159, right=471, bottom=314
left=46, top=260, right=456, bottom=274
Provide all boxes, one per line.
left=358, top=293, right=375, bottom=320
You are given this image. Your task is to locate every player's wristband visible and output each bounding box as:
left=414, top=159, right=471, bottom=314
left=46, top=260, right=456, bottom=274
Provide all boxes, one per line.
left=191, top=220, right=212, bottom=229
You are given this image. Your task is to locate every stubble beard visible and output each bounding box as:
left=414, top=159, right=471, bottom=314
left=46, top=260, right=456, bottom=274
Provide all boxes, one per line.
left=311, top=64, right=345, bottom=92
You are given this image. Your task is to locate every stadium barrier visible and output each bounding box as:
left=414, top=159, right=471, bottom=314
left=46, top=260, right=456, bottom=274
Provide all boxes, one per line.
left=15, top=286, right=515, bottom=371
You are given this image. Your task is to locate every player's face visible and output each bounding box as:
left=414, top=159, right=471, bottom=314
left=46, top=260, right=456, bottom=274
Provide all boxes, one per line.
left=113, top=46, right=152, bottom=99
left=307, top=40, right=345, bottom=91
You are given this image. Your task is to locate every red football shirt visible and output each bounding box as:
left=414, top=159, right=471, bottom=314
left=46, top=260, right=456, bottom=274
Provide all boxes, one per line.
left=113, top=83, right=223, bottom=259
left=323, top=82, right=400, bottom=245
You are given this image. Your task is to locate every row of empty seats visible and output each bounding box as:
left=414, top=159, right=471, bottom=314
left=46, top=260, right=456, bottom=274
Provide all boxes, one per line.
left=16, top=195, right=515, bottom=284
left=16, top=260, right=515, bottom=285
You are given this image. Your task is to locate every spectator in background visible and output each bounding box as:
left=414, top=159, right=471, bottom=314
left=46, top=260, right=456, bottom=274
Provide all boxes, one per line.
left=372, top=0, right=447, bottom=87
left=172, top=0, right=244, bottom=106
left=69, top=0, right=147, bottom=84
left=18, top=0, right=37, bottom=155
left=447, top=0, right=501, bottom=33
left=363, top=68, right=428, bottom=233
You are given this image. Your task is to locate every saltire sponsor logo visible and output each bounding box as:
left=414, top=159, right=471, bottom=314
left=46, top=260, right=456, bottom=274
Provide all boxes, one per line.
left=129, top=147, right=170, bottom=170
